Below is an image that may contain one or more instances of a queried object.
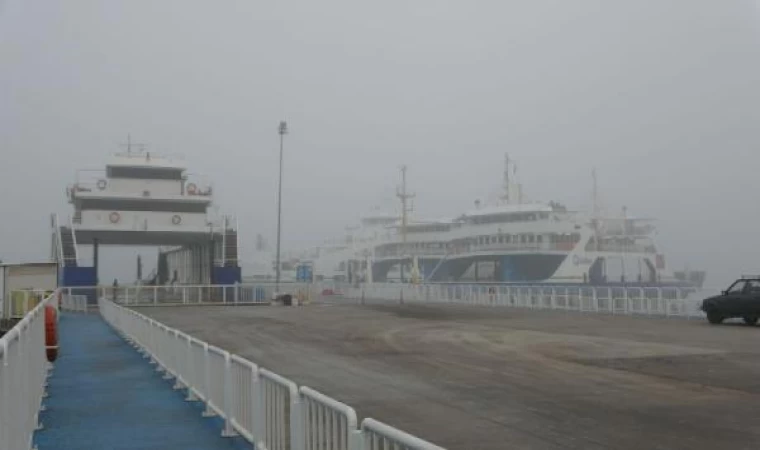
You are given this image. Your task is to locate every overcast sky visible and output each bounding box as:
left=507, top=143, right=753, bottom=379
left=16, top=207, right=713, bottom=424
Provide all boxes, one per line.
left=2, top=1, right=760, bottom=286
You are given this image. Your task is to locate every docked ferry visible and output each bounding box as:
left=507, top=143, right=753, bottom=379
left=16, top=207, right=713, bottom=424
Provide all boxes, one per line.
left=279, top=156, right=705, bottom=287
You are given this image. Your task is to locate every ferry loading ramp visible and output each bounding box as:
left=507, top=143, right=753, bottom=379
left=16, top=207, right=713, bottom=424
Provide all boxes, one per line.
left=137, top=301, right=760, bottom=450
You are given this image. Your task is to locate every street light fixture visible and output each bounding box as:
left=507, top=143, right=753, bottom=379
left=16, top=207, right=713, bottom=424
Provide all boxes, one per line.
left=275, top=120, right=288, bottom=293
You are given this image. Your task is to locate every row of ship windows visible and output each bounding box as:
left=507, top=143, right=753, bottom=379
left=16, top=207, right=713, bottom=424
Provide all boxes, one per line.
left=468, top=212, right=552, bottom=225
left=378, top=233, right=583, bottom=251
left=475, top=233, right=581, bottom=245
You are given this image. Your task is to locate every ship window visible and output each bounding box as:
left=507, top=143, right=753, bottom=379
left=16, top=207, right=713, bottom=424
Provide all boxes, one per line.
left=520, top=235, right=526, bottom=243
left=505, top=235, right=511, bottom=243
left=537, top=235, right=543, bottom=243
left=107, top=166, right=183, bottom=180
left=528, top=235, right=534, bottom=243
left=78, top=198, right=207, bottom=213
left=498, top=236, right=504, bottom=244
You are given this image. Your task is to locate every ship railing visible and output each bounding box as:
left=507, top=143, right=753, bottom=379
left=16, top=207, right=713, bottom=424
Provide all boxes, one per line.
left=0, top=290, right=56, bottom=450
left=342, top=283, right=712, bottom=319
left=70, top=169, right=106, bottom=195
left=68, top=169, right=214, bottom=198
left=374, top=248, right=449, bottom=259
left=59, top=294, right=89, bottom=313
left=99, top=297, right=444, bottom=450
left=183, top=175, right=213, bottom=197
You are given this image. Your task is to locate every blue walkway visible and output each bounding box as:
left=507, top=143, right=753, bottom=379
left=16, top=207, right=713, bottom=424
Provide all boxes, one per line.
left=34, top=314, right=250, bottom=450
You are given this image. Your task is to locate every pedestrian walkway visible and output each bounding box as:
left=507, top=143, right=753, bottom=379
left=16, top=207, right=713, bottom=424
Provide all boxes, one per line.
left=34, top=313, right=250, bottom=450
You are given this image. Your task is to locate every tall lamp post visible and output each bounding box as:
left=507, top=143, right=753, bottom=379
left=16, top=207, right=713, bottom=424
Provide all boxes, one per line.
left=275, top=120, right=288, bottom=293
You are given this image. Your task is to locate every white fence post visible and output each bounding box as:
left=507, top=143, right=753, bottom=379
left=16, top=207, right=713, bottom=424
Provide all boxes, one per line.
left=202, top=343, right=214, bottom=417
left=221, top=352, right=237, bottom=437
left=551, top=288, right=556, bottom=310
left=185, top=337, right=197, bottom=401
left=593, top=287, right=599, bottom=313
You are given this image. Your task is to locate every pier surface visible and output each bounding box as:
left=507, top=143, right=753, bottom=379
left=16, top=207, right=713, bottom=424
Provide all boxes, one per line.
left=139, top=301, right=760, bottom=450
left=34, top=314, right=249, bottom=450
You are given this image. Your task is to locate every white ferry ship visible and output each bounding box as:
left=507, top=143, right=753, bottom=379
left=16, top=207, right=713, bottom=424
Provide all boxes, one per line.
left=277, top=155, right=705, bottom=287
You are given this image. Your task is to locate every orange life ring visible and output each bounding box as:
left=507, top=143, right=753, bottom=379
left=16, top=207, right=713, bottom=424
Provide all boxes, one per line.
left=45, top=305, right=58, bottom=362
left=109, top=212, right=121, bottom=223
left=172, top=214, right=182, bottom=225
left=186, top=183, right=198, bottom=194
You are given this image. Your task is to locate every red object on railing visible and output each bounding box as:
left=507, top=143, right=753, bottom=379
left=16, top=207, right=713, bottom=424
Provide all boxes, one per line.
left=45, top=305, right=58, bottom=362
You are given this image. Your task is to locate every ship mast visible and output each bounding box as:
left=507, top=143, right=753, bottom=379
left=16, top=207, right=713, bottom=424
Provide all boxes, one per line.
left=592, top=168, right=599, bottom=218
left=592, top=168, right=600, bottom=251
left=396, top=165, right=415, bottom=246
left=119, top=134, right=146, bottom=155
left=502, top=153, right=510, bottom=204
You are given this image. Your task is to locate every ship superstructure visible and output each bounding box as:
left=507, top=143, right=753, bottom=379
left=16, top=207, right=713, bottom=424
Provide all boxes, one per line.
left=286, top=155, right=700, bottom=287
left=54, top=147, right=240, bottom=287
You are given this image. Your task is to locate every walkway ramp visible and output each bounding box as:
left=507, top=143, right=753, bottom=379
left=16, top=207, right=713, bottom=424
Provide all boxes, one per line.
left=34, top=313, right=250, bottom=450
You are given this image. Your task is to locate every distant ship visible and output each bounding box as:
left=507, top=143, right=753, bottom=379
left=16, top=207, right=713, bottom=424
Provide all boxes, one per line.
left=263, top=155, right=705, bottom=288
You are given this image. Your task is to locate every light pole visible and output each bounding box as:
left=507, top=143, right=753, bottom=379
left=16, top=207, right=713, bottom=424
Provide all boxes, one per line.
left=275, top=120, right=288, bottom=293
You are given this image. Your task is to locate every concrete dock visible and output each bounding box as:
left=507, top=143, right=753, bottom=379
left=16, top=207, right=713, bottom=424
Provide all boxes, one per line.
left=139, top=301, right=760, bottom=450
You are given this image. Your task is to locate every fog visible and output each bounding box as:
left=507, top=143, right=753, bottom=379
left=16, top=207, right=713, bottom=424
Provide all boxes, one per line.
left=2, top=1, right=760, bottom=286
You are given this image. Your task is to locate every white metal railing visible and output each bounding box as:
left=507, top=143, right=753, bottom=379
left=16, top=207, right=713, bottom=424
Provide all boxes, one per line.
left=361, top=418, right=445, bottom=450
left=258, top=368, right=300, bottom=450
left=69, top=215, right=80, bottom=266
left=87, top=283, right=315, bottom=306
left=53, top=214, right=64, bottom=264
left=99, top=298, right=444, bottom=450
left=301, top=386, right=361, bottom=450
left=59, top=294, right=88, bottom=313
left=0, top=291, right=55, bottom=450
left=340, top=283, right=713, bottom=320
left=229, top=354, right=258, bottom=442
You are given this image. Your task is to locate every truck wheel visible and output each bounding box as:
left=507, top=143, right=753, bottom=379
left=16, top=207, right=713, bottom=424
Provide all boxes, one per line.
left=706, top=311, right=724, bottom=324
left=743, top=316, right=758, bottom=326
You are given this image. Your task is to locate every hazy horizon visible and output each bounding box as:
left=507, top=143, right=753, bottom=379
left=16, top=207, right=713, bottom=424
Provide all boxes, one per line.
left=3, top=1, right=760, bottom=287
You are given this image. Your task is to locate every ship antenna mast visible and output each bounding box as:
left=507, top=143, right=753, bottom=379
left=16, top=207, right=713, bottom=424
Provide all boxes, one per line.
left=592, top=168, right=600, bottom=251
left=396, top=165, right=415, bottom=246
left=502, top=153, right=510, bottom=204
left=119, top=134, right=146, bottom=154
left=592, top=168, right=599, bottom=217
